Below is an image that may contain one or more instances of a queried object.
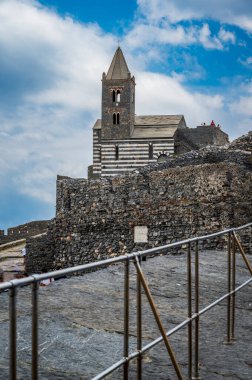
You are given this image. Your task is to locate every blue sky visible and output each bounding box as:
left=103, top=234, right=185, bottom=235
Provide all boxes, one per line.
left=0, top=0, right=252, bottom=231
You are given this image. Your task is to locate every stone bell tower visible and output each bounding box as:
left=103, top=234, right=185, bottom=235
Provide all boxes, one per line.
left=101, top=47, right=135, bottom=139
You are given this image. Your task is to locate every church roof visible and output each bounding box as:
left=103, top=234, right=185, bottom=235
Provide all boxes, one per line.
left=134, top=115, right=184, bottom=125
left=132, top=115, right=185, bottom=138
left=106, top=47, right=130, bottom=80
left=93, top=115, right=186, bottom=139
left=93, top=119, right=101, bottom=129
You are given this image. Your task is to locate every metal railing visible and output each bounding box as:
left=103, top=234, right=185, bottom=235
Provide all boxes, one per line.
left=0, top=222, right=252, bottom=380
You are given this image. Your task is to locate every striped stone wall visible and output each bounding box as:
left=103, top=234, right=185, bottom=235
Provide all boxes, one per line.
left=93, top=133, right=174, bottom=177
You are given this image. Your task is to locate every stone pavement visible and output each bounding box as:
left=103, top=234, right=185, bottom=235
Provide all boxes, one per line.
left=0, top=250, right=251, bottom=379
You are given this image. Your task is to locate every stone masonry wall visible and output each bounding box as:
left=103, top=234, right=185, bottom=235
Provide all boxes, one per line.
left=0, top=220, right=50, bottom=245
left=174, top=125, right=229, bottom=154
left=25, top=143, right=252, bottom=274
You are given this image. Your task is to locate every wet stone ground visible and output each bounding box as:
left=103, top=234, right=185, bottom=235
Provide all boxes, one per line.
left=0, top=250, right=251, bottom=380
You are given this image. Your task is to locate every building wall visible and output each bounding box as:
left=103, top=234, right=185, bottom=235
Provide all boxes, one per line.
left=101, top=77, right=135, bottom=140
left=92, top=129, right=101, bottom=178
left=25, top=146, right=252, bottom=274
left=100, top=138, right=174, bottom=176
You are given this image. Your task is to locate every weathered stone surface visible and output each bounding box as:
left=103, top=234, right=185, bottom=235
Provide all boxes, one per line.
left=1, top=250, right=251, bottom=379
left=230, top=131, right=252, bottom=152
left=174, top=124, right=229, bottom=154
left=0, top=220, right=50, bottom=245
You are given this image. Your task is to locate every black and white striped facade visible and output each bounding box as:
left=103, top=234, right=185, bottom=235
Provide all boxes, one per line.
left=92, top=125, right=180, bottom=177
left=93, top=138, right=174, bottom=177
left=89, top=47, right=187, bottom=179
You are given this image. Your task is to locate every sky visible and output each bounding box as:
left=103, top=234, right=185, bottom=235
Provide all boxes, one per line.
left=0, top=0, right=252, bottom=231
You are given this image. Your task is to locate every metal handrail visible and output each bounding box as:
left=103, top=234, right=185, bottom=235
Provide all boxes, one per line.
left=0, top=222, right=252, bottom=380
left=1, top=222, right=251, bottom=291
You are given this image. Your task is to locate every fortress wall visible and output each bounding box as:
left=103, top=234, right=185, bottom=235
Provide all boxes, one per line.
left=25, top=160, right=252, bottom=274
left=0, top=220, right=50, bottom=245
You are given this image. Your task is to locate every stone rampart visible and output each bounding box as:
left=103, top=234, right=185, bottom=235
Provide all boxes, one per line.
left=0, top=220, right=50, bottom=245
left=25, top=144, right=252, bottom=274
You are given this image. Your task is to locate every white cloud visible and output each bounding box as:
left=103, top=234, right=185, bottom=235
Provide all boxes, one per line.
left=198, top=24, right=223, bottom=50
left=218, top=28, right=236, bottom=44
left=231, top=96, right=252, bottom=116
left=125, top=23, right=196, bottom=48
left=136, top=71, right=224, bottom=127
left=125, top=21, right=229, bottom=51
left=239, top=56, right=252, bottom=68
left=137, top=0, right=252, bottom=32
left=0, top=0, right=112, bottom=204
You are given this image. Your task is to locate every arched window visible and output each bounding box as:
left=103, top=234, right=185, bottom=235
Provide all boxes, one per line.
left=117, top=113, right=120, bottom=124
left=115, top=145, right=119, bottom=160
left=113, top=113, right=116, bottom=124
left=116, top=90, right=121, bottom=102
left=112, top=90, right=116, bottom=102
left=149, top=143, right=153, bottom=159
left=157, top=153, right=168, bottom=163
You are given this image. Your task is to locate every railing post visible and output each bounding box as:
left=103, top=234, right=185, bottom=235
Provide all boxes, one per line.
left=233, top=232, right=252, bottom=275
left=9, top=286, right=17, bottom=380
left=193, top=240, right=200, bottom=379
left=134, top=255, right=184, bottom=380
left=137, top=255, right=142, bottom=380
left=123, top=258, right=130, bottom=380
left=231, top=232, right=236, bottom=341
left=32, top=280, right=39, bottom=380
left=224, top=231, right=232, bottom=345
left=187, top=242, right=192, bottom=380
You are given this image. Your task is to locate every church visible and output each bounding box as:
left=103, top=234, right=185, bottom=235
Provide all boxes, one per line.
left=88, top=47, right=228, bottom=179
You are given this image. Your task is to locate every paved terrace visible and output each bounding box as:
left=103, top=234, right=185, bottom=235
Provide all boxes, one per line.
left=0, top=249, right=251, bottom=380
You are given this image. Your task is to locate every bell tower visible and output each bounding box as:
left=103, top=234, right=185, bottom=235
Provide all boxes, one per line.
left=101, top=47, right=135, bottom=139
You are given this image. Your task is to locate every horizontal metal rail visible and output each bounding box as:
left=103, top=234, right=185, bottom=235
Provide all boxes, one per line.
left=0, top=221, right=251, bottom=380
left=1, top=222, right=251, bottom=292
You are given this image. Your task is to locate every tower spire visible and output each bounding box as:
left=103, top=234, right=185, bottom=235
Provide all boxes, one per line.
left=106, top=47, right=130, bottom=80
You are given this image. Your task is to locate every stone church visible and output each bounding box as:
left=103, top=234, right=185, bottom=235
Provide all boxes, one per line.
left=88, top=47, right=228, bottom=179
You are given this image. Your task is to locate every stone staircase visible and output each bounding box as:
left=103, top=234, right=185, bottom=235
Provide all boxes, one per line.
left=0, top=240, right=26, bottom=282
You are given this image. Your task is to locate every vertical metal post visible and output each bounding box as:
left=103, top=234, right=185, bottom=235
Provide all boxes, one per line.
left=231, top=232, right=236, bottom=341
left=225, top=231, right=232, bottom=344
left=9, top=286, right=17, bottom=380
left=134, top=256, right=184, bottom=380
left=193, top=240, right=200, bottom=379
left=233, top=232, right=252, bottom=275
left=187, top=242, right=192, bottom=380
left=32, top=281, right=39, bottom=380
left=137, top=256, right=142, bottom=380
left=123, top=259, right=130, bottom=380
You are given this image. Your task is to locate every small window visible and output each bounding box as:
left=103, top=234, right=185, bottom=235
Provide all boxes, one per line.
left=112, top=90, right=116, bottom=102
left=117, top=113, right=120, bottom=124
left=116, top=90, right=121, bottom=102
left=113, top=113, right=116, bottom=124
left=149, top=143, right=153, bottom=159
left=115, top=145, right=119, bottom=160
